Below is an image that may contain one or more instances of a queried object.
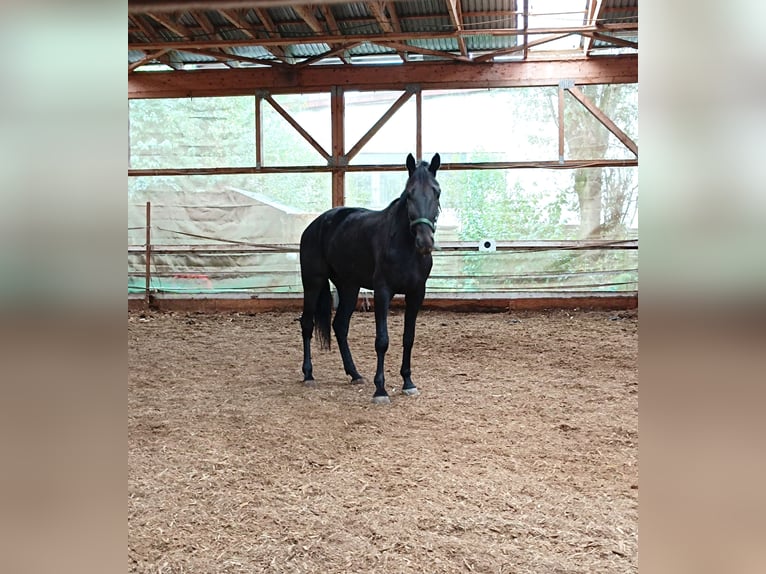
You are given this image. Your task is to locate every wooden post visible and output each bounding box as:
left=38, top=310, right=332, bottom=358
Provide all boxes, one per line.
left=558, top=80, right=568, bottom=163
left=416, top=88, right=422, bottom=160
left=331, top=86, right=345, bottom=207
left=145, top=201, right=151, bottom=304
left=255, top=92, right=263, bottom=167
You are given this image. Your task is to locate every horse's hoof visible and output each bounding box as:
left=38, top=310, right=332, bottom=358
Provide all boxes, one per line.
left=304, top=380, right=319, bottom=389
left=402, top=387, right=420, bottom=397
left=350, top=377, right=367, bottom=385
left=371, top=395, right=391, bottom=405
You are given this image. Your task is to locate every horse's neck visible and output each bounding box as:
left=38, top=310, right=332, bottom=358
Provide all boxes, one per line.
left=385, top=196, right=410, bottom=236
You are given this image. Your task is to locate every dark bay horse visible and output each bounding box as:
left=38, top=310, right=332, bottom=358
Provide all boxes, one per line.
left=299, top=153, right=442, bottom=404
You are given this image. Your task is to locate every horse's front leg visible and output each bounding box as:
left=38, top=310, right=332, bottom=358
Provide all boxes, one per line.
left=400, top=289, right=425, bottom=396
left=372, top=288, right=393, bottom=404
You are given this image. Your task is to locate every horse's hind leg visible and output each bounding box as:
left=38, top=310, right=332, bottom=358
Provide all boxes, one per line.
left=333, top=285, right=365, bottom=383
left=300, top=286, right=319, bottom=386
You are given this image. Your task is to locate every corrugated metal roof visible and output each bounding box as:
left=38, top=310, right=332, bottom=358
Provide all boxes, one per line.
left=348, top=43, right=397, bottom=56
left=128, top=0, right=635, bottom=71
left=230, top=46, right=276, bottom=60
left=601, top=0, right=638, bottom=24
left=287, top=43, right=333, bottom=58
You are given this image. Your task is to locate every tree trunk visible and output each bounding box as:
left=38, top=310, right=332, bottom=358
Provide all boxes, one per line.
left=575, top=168, right=603, bottom=238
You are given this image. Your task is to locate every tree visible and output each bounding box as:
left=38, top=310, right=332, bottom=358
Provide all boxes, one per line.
left=555, top=84, right=638, bottom=238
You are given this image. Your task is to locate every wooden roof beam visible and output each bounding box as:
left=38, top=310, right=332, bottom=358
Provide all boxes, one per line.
left=292, top=5, right=325, bottom=34
left=218, top=9, right=255, bottom=38
left=320, top=5, right=340, bottom=35
left=444, top=0, right=467, bottom=57
left=385, top=2, right=402, bottom=33
left=293, top=5, right=353, bottom=64
left=318, top=5, right=352, bottom=64
left=374, top=40, right=471, bottom=63
left=146, top=12, right=194, bottom=40
left=584, top=0, right=604, bottom=55
left=522, top=0, right=529, bottom=59
left=251, top=7, right=291, bottom=62
left=129, top=49, right=170, bottom=73
left=131, top=14, right=162, bottom=42
left=189, top=9, right=243, bottom=65
left=474, top=33, right=572, bottom=63
left=294, top=41, right=363, bottom=67
left=368, top=1, right=394, bottom=34
left=219, top=8, right=289, bottom=63
left=129, top=56, right=638, bottom=98
left=179, top=48, right=286, bottom=68
left=129, top=24, right=637, bottom=52
left=581, top=31, right=637, bottom=51
left=190, top=10, right=220, bottom=40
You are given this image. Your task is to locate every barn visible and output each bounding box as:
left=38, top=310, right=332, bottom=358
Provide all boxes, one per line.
left=128, top=1, right=638, bottom=571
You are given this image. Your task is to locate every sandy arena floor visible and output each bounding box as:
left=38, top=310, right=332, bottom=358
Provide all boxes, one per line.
left=129, top=308, right=637, bottom=573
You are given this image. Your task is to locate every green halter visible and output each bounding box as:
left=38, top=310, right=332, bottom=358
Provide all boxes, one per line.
left=409, top=217, right=436, bottom=232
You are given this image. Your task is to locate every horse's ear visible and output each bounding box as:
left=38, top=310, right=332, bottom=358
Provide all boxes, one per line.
left=406, top=153, right=416, bottom=176
left=429, top=153, right=441, bottom=175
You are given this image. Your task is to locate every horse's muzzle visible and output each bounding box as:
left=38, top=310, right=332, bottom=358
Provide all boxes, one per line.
left=415, top=229, right=435, bottom=254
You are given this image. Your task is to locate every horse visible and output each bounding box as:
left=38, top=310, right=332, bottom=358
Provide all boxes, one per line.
left=299, top=153, right=442, bottom=404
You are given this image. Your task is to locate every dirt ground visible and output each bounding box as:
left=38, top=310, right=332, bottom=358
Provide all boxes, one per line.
left=129, top=308, right=637, bottom=573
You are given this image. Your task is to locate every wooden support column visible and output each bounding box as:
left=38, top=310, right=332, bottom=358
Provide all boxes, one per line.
left=255, top=92, right=263, bottom=167
left=558, top=80, right=568, bottom=163
left=331, top=86, right=345, bottom=207
left=416, top=88, right=422, bottom=160
left=145, top=201, right=152, bottom=303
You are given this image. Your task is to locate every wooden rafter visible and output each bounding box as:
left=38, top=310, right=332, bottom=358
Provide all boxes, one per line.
left=294, top=41, right=363, bottom=68
left=444, top=0, right=467, bottom=57
left=179, top=48, right=284, bottom=68
left=584, top=0, right=604, bottom=54
left=146, top=12, right=193, bottom=39
left=293, top=4, right=352, bottom=64
left=252, top=7, right=291, bottom=61
left=522, top=0, right=529, bottom=59
left=189, top=10, right=246, bottom=67
left=129, top=23, right=637, bottom=52
left=292, top=5, right=324, bottom=34
left=374, top=40, right=470, bottom=63
left=218, top=9, right=254, bottom=38
left=190, top=10, right=219, bottom=40
left=474, top=33, right=572, bottom=63
left=368, top=2, right=393, bottom=34
left=319, top=5, right=352, bottom=64
left=131, top=14, right=162, bottom=42
left=385, top=2, right=402, bottom=33
left=320, top=5, right=340, bottom=35
left=129, top=49, right=170, bottom=73
left=219, top=9, right=288, bottom=62
left=581, top=32, right=637, bottom=51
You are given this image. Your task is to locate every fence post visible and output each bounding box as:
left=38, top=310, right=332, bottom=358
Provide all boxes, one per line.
left=145, top=201, right=151, bottom=305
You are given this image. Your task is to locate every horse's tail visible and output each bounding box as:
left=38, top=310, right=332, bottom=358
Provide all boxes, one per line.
left=314, top=279, right=333, bottom=350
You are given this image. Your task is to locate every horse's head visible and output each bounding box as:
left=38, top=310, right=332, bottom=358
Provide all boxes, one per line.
left=404, top=153, right=441, bottom=255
